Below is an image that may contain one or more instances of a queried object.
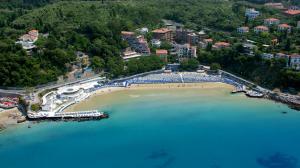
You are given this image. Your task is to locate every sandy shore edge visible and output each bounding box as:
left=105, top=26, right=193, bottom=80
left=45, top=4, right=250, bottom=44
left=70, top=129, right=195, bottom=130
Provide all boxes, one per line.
left=64, top=82, right=234, bottom=112
left=91, top=82, right=234, bottom=95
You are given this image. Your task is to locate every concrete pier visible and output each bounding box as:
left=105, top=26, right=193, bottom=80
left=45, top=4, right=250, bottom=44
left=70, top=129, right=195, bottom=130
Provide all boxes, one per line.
left=27, top=110, right=108, bottom=120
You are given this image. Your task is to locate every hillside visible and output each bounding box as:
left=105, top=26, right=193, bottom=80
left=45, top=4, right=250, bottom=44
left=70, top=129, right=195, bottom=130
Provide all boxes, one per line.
left=11, top=0, right=242, bottom=32
left=0, top=0, right=243, bottom=87
left=1, top=0, right=299, bottom=90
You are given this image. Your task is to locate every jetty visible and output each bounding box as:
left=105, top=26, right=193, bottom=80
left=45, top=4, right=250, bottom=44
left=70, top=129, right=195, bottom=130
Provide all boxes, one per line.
left=27, top=110, right=108, bottom=121
left=246, top=90, right=264, bottom=98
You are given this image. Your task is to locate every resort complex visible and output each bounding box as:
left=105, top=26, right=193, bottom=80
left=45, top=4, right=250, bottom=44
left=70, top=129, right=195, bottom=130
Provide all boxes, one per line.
left=2, top=1, right=300, bottom=168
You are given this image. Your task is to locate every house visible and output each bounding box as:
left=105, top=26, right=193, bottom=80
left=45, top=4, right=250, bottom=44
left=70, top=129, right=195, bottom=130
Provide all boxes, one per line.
left=187, top=33, right=199, bottom=45
left=278, top=24, right=292, bottom=33
left=245, top=8, right=260, bottom=20
left=264, top=18, right=280, bottom=26
left=237, top=27, right=249, bottom=34
left=18, top=29, right=39, bottom=43
left=264, top=3, right=285, bottom=10
left=284, top=10, right=300, bottom=16
left=16, top=29, right=39, bottom=51
left=297, top=21, right=300, bottom=28
left=261, top=53, right=274, bottom=60
left=213, top=42, right=230, bottom=50
left=156, top=49, right=168, bottom=62
left=175, top=43, right=197, bottom=61
left=290, top=54, right=300, bottom=70
left=254, top=26, right=269, bottom=34
left=152, top=28, right=174, bottom=42
left=151, top=39, right=162, bottom=48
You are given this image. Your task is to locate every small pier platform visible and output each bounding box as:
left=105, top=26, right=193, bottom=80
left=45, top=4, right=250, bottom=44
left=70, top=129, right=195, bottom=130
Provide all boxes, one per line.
left=245, top=90, right=264, bottom=98
left=27, top=110, right=109, bottom=121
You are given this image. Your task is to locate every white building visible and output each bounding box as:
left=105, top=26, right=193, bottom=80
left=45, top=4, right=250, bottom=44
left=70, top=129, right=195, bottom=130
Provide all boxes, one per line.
left=245, top=8, right=260, bottom=20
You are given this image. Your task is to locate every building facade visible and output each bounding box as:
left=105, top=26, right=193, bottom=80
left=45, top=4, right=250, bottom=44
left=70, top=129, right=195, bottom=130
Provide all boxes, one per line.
left=121, top=31, right=150, bottom=55
left=175, top=28, right=193, bottom=44
left=152, top=28, right=174, bottom=42
left=254, top=26, right=269, bottom=33
left=175, top=44, right=197, bottom=61
left=278, top=24, right=292, bottom=33
left=264, top=18, right=280, bottom=26
left=187, top=33, right=199, bottom=45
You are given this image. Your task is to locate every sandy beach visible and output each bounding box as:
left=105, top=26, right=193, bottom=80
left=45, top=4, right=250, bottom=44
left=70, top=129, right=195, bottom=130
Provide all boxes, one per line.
left=0, top=107, right=25, bottom=130
left=128, top=82, right=234, bottom=90
left=65, top=82, right=234, bottom=112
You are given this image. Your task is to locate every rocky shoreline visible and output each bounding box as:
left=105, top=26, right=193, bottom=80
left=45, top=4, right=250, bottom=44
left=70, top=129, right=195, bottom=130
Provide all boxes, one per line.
left=266, top=93, right=300, bottom=111
left=0, top=107, right=27, bottom=132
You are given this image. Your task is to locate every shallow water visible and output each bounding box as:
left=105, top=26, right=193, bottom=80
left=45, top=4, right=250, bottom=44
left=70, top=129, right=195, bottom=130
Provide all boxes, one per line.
left=0, top=88, right=299, bottom=168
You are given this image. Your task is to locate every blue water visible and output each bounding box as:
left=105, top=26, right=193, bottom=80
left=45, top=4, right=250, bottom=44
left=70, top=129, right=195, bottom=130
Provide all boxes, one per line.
left=0, top=89, right=300, bottom=168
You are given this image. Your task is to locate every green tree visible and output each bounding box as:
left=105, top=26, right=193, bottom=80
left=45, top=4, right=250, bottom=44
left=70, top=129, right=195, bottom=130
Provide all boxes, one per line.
left=210, top=63, right=221, bottom=71
left=91, top=56, right=105, bottom=73
left=179, top=59, right=199, bottom=71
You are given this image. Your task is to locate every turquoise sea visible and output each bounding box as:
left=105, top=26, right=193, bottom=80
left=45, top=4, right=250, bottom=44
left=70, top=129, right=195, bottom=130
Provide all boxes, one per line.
left=0, top=88, right=300, bottom=168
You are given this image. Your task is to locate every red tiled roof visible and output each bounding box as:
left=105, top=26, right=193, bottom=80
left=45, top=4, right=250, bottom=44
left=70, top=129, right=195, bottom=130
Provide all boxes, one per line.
left=278, top=23, right=291, bottom=28
left=152, top=28, right=172, bottom=33
left=255, top=26, right=269, bottom=30
left=121, top=31, right=135, bottom=35
left=265, top=18, right=279, bottom=21
left=204, top=38, right=213, bottom=42
left=284, top=10, right=300, bottom=15
left=215, top=42, right=230, bottom=47
left=156, top=49, right=168, bottom=55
